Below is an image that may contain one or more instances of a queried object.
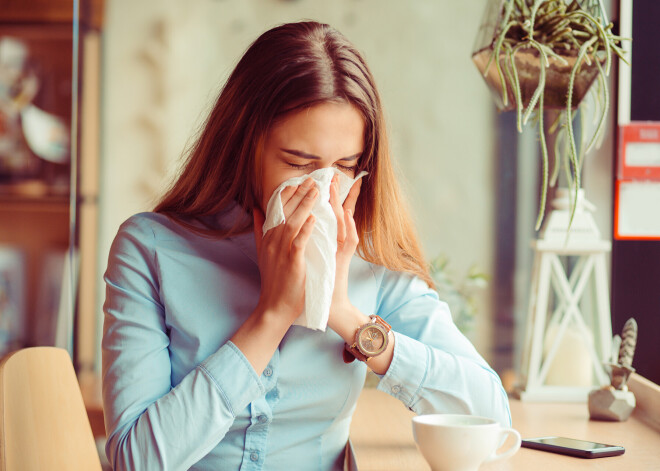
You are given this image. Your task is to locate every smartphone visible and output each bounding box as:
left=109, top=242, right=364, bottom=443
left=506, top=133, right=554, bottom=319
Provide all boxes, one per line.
left=521, top=436, right=625, bottom=459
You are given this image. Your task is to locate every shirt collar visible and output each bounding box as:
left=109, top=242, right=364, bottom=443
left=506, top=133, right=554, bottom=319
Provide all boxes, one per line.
left=213, top=202, right=258, bottom=265
left=230, top=231, right=257, bottom=265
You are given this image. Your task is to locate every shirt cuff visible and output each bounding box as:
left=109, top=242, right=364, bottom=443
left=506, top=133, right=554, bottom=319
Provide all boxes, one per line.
left=199, top=341, right=266, bottom=417
left=376, top=331, right=428, bottom=411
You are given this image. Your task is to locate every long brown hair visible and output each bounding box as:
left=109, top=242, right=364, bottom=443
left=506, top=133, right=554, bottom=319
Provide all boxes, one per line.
left=155, top=21, right=433, bottom=287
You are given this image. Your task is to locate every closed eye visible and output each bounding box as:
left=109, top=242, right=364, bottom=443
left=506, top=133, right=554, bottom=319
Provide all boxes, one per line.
left=285, top=161, right=356, bottom=172
left=335, top=163, right=357, bottom=172
left=285, top=162, right=314, bottom=170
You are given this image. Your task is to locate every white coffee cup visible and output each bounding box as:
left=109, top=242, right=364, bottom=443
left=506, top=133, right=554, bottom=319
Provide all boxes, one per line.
left=412, top=414, right=521, bottom=471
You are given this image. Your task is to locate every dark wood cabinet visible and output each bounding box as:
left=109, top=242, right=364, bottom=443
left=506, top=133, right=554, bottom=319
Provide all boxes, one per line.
left=0, top=1, right=102, bottom=372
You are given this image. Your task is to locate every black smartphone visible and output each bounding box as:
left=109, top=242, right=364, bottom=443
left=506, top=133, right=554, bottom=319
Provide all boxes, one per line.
left=521, top=436, right=625, bottom=459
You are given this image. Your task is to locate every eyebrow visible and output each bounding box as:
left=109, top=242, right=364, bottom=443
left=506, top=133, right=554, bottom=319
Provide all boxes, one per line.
left=281, top=148, right=361, bottom=161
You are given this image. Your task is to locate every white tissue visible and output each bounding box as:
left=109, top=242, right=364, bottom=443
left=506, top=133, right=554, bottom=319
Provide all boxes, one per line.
left=263, top=167, right=368, bottom=331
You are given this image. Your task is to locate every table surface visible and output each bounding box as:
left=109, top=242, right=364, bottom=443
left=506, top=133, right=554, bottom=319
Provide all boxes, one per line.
left=83, top=372, right=660, bottom=469
left=349, top=388, right=660, bottom=471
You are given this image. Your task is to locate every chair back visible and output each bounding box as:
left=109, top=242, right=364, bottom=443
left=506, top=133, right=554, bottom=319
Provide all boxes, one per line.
left=0, top=347, right=102, bottom=471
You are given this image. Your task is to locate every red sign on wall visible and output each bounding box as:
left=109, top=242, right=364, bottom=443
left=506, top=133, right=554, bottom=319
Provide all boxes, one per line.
left=615, top=122, right=660, bottom=240
left=618, top=122, right=660, bottom=180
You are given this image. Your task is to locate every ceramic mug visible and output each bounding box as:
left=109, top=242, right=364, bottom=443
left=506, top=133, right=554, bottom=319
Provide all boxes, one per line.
left=412, top=414, right=521, bottom=471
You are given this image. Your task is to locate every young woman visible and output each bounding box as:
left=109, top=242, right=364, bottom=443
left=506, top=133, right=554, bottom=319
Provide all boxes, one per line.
left=102, top=21, right=510, bottom=471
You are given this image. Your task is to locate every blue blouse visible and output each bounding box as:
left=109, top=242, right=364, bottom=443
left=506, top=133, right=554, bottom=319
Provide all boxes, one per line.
left=102, top=206, right=511, bottom=471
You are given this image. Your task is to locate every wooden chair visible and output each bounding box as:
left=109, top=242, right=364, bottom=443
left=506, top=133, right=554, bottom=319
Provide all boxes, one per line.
left=0, top=347, right=102, bottom=471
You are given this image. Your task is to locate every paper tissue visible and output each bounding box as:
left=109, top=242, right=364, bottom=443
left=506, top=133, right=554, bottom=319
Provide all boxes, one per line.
left=263, top=167, right=367, bottom=330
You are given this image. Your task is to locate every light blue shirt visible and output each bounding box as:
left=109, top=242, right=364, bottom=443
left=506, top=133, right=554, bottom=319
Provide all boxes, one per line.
left=102, top=206, right=511, bottom=471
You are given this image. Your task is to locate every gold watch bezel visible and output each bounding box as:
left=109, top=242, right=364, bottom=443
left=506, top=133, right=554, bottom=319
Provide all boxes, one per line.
left=355, top=322, right=389, bottom=357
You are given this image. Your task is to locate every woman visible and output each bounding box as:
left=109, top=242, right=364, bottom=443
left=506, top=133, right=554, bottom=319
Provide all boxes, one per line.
left=102, top=21, right=510, bottom=471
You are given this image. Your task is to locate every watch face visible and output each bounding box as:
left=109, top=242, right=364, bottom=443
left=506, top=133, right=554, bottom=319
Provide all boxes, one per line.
left=357, top=324, right=388, bottom=356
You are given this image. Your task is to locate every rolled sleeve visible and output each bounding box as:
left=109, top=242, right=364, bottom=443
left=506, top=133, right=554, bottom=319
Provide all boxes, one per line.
left=376, top=331, right=428, bottom=409
left=373, top=266, right=511, bottom=427
left=200, top=341, right=266, bottom=417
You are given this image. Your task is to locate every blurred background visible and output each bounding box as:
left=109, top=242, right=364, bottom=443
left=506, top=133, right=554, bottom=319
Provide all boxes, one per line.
left=98, top=0, right=506, bottom=364
left=1, top=0, right=658, bottom=418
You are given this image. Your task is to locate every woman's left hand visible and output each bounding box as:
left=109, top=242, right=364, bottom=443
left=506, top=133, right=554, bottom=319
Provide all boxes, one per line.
left=327, top=175, right=367, bottom=340
left=326, top=175, right=395, bottom=374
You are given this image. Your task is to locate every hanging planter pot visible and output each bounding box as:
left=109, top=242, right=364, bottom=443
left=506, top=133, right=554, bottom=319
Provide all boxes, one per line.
left=473, top=43, right=603, bottom=111
left=471, top=0, right=628, bottom=230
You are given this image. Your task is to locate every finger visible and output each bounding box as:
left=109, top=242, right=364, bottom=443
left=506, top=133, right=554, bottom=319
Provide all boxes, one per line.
left=283, top=185, right=318, bottom=243
left=279, top=185, right=298, bottom=206
left=343, top=209, right=359, bottom=250
left=283, top=178, right=316, bottom=217
left=262, top=185, right=297, bottom=249
left=291, top=214, right=316, bottom=256
left=253, top=206, right=265, bottom=256
left=343, top=178, right=362, bottom=215
left=329, top=176, right=346, bottom=243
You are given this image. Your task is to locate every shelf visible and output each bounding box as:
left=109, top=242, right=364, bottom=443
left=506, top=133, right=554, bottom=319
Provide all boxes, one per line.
left=0, top=194, right=70, bottom=213
left=0, top=0, right=104, bottom=30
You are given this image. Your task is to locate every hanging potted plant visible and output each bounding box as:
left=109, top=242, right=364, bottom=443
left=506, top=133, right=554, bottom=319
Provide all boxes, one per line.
left=472, top=0, right=628, bottom=230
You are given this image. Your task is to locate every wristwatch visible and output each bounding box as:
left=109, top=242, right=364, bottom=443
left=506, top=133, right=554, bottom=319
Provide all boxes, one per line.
left=343, top=315, right=392, bottom=363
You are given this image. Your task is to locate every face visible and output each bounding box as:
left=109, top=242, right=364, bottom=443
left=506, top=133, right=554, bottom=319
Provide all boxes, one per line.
left=259, top=101, right=365, bottom=211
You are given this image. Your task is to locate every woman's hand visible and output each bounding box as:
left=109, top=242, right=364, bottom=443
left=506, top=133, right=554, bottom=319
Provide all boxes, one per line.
left=326, top=174, right=394, bottom=375
left=231, top=178, right=318, bottom=375
left=327, top=176, right=369, bottom=341
left=252, top=178, right=318, bottom=324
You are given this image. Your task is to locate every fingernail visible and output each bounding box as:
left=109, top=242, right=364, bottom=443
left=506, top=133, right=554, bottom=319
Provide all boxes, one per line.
left=308, top=188, right=318, bottom=198
left=302, top=178, right=314, bottom=189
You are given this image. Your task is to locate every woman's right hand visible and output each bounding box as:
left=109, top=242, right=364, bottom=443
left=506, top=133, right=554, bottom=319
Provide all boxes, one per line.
left=252, top=177, right=318, bottom=324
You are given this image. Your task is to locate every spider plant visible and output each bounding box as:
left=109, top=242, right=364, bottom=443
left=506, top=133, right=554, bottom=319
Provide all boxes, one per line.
left=473, top=0, right=628, bottom=230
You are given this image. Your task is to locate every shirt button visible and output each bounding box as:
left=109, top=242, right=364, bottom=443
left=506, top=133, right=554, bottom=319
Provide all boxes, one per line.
left=250, top=452, right=259, bottom=462
left=392, top=385, right=401, bottom=394
left=258, top=415, right=268, bottom=424
left=264, top=367, right=273, bottom=377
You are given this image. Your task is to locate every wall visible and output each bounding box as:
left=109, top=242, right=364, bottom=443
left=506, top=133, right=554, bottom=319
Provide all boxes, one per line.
left=98, top=0, right=498, bottom=365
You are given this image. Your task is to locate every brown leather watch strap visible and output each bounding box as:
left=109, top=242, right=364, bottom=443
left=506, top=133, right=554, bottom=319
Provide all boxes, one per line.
left=343, top=345, right=367, bottom=363
left=372, top=315, right=391, bottom=331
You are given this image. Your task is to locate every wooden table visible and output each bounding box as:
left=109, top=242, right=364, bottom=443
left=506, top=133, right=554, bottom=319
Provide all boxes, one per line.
left=349, top=375, right=660, bottom=470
